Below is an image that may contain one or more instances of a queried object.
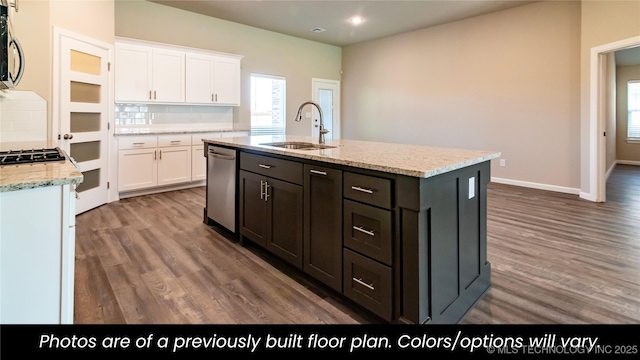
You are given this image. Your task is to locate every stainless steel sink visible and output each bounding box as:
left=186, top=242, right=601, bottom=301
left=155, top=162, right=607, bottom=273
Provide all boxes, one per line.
left=260, top=141, right=337, bottom=150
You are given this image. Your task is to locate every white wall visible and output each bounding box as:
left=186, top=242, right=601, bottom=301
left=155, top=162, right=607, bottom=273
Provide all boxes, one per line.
left=342, top=1, right=581, bottom=191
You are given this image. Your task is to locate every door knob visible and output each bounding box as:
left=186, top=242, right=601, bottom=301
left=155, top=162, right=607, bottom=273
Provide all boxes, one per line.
left=63, top=133, right=73, bottom=140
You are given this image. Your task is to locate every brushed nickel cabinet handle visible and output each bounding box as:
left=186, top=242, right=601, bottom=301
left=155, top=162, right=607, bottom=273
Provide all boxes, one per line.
left=353, top=226, right=375, bottom=237
left=351, top=186, right=374, bottom=194
left=154, top=150, right=156, bottom=160
left=133, top=142, right=144, bottom=145
left=212, top=93, right=214, bottom=102
left=258, top=164, right=272, bottom=169
left=159, top=150, right=162, bottom=160
left=149, top=90, right=152, bottom=100
left=264, top=182, right=270, bottom=202
left=353, top=277, right=375, bottom=291
left=310, top=169, right=327, bottom=176
left=260, top=180, right=264, bottom=200
left=154, top=90, right=157, bottom=100
left=170, top=140, right=181, bottom=144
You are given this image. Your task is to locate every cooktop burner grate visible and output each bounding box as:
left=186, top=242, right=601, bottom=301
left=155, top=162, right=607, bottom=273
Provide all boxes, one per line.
left=0, top=147, right=66, bottom=166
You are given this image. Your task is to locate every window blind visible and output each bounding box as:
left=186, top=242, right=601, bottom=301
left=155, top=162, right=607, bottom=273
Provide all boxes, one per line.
left=629, top=81, right=640, bottom=139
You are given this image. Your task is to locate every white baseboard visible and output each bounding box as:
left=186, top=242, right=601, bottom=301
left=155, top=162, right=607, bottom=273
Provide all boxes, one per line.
left=491, top=177, right=580, bottom=195
left=616, top=160, right=640, bottom=166
left=606, top=162, right=617, bottom=181
left=579, top=191, right=597, bottom=202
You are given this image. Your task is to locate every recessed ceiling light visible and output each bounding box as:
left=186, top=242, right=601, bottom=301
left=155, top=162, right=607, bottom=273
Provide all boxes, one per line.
left=311, top=27, right=326, bottom=33
left=350, top=16, right=364, bottom=25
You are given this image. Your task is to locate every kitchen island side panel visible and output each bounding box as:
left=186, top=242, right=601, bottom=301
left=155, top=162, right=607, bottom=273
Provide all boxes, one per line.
left=398, top=161, right=491, bottom=324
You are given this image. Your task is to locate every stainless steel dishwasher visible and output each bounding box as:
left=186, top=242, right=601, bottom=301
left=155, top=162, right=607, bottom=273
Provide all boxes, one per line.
left=207, top=145, right=237, bottom=233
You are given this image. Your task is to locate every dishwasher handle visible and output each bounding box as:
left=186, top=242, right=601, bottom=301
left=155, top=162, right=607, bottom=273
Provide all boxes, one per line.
left=208, top=150, right=236, bottom=160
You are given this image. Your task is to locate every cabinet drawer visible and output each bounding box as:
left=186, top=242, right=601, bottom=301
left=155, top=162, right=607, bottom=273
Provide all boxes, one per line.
left=343, top=248, right=392, bottom=321
left=343, top=172, right=392, bottom=209
left=118, top=136, right=157, bottom=150
left=343, top=199, right=392, bottom=266
left=158, top=134, right=192, bottom=147
left=240, top=152, right=303, bottom=185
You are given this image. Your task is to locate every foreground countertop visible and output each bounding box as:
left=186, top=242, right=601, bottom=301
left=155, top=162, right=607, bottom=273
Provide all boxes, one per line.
left=203, top=135, right=501, bottom=178
left=0, top=141, right=84, bottom=193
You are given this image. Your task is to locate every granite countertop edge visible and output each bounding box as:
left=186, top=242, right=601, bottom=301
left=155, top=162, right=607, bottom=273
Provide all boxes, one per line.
left=114, top=128, right=251, bottom=136
left=203, top=136, right=501, bottom=179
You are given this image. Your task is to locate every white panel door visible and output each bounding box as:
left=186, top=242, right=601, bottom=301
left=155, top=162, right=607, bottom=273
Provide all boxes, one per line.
left=191, top=144, right=206, bottom=181
left=114, top=43, right=152, bottom=102
left=57, top=29, right=112, bottom=214
left=213, top=57, right=240, bottom=105
left=152, top=49, right=185, bottom=102
left=157, top=146, right=192, bottom=186
left=118, top=149, right=158, bottom=192
left=312, top=78, right=340, bottom=140
left=185, top=53, right=214, bottom=103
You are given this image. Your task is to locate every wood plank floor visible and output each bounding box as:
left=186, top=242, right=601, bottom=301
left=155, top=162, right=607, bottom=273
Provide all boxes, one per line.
left=74, top=165, right=640, bottom=324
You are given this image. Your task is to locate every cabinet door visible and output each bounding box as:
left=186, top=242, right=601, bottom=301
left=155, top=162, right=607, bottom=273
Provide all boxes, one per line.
left=191, top=145, right=206, bottom=181
left=151, top=49, right=185, bottom=102
left=185, top=53, right=214, bottom=104
left=213, top=57, right=240, bottom=105
left=303, top=164, right=343, bottom=291
left=115, top=43, right=152, bottom=102
left=118, top=148, right=157, bottom=191
left=266, top=177, right=304, bottom=269
left=239, top=170, right=268, bottom=247
left=157, top=145, right=192, bottom=186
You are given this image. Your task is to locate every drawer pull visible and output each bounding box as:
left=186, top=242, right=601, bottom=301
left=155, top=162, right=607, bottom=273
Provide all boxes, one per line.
left=353, top=277, right=375, bottom=291
left=353, top=226, right=375, bottom=237
left=351, top=186, right=374, bottom=194
left=310, top=169, right=327, bottom=176
left=133, top=142, right=145, bottom=145
left=170, top=140, right=181, bottom=144
left=258, top=164, right=272, bottom=169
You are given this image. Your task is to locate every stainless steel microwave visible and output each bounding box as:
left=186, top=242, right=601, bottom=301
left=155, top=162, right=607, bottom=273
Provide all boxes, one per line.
left=0, top=0, right=24, bottom=89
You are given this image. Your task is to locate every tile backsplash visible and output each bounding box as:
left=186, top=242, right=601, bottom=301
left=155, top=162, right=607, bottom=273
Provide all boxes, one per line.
left=0, top=90, right=47, bottom=143
left=115, top=104, right=233, bottom=127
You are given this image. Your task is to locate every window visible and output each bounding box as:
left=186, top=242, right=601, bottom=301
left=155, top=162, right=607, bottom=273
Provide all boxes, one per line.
left=250, top=74, right=286, bottom=136
left=628, top=81, right=640, bottom=140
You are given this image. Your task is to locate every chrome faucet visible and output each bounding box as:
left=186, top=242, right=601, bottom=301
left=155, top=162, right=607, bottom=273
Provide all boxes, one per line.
left=294, top=100, right=329, bottom=144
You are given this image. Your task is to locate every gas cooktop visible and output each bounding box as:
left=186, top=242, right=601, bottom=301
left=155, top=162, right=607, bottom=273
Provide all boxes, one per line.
left=0, top=147, right=66, bottom=166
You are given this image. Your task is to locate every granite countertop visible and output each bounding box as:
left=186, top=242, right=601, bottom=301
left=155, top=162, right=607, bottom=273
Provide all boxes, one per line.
left=114, top=126, right=251, bottom=136
left=203, top=135, right=501, bottom=178
left=0, top=141, right=84, bottom=193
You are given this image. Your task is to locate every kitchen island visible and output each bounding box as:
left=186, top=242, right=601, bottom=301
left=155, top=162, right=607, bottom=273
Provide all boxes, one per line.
left=202, top=135, right=500, bottom=324
left=0, top=140, right=83, bottom=324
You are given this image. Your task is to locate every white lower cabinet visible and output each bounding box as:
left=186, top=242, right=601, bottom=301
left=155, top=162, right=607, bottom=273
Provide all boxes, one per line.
left=0, top=184, right=76, bottom=324
left=158, top=145, right=192, bottom=186
left=118, top=132, right=248, bottom=194
left=118, top=148, right=158, bottom=191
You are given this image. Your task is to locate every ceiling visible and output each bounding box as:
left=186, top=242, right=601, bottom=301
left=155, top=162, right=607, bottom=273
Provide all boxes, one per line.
left=616, top=46, right=640, bottom=67
left=148, top=0, right=539, bottom=47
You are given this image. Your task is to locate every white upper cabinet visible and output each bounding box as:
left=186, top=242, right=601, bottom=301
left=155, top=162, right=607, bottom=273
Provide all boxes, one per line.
left=185, top=53, right=241, bottom=106
left=151, top=49, right=185, bottom=103
left=115, top=43, right=152, bottom=102
left=115, top=38, right=242, bottom=106
left=115, top=42, right=184, bottom=103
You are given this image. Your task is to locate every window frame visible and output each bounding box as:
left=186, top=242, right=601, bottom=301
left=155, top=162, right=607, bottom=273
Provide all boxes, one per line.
left=250, top=73, right=286, bottom=136
left=627, top=80, right=640, bottom=144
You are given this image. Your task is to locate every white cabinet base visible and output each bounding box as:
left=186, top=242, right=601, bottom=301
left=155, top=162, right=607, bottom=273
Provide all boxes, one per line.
left=0, top=185, right=75, bottom=324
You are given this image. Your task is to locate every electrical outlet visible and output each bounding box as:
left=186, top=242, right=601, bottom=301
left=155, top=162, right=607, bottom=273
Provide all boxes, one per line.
left=500, top=159, right=506, bottom=167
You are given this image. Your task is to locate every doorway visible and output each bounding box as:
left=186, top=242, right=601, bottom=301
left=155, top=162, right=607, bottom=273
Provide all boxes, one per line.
left=53, top=28, right=114, bottom=214
left=589, top=35, right=640, bottom=202
left=311, top=78, right=340, bottom=140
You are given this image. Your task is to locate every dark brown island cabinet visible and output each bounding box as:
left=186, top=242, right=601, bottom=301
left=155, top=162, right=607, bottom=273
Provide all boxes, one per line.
left=203, top=137, right=499, bottom=324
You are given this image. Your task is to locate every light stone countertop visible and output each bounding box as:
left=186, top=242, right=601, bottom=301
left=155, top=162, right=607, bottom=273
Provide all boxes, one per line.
left=203, top=135, right=501, bottom=178
left=114, top=126, right=251, bottom=136
left=0, top=141, right=84, bottom=193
